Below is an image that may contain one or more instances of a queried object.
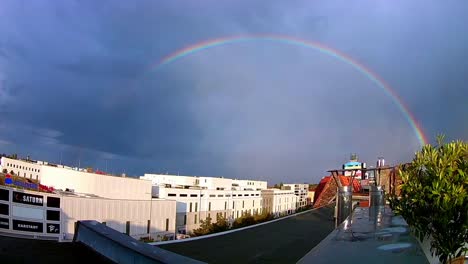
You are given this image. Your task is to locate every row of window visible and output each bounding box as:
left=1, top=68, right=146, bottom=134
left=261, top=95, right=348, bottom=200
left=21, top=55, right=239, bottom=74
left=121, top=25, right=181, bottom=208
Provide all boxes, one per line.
left=187, top=199, right=262, bottom=213
left=5, top=163, right=40, bottom=173
left=168, top=193, right=260, bottom=198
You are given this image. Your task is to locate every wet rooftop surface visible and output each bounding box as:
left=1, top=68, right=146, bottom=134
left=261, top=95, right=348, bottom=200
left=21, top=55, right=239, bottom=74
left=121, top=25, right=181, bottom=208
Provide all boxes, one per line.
left=159, top=205, right=336, bottom=264
left=0, top=235, right=114, bottom=264
left=298, top=206, right=429, bottom=264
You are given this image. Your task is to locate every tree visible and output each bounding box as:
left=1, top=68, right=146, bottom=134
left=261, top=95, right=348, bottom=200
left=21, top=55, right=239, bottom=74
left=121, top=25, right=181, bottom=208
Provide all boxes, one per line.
left=192, top=216, right=213, bottom=236
left=390, top=136, right=467, bottom=263
left=212, top=215, right=229, bottom=233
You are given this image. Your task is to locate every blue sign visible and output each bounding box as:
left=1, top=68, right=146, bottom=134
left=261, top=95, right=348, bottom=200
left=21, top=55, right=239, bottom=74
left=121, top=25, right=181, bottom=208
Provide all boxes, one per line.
left=5, top=178, right=12, bottom=184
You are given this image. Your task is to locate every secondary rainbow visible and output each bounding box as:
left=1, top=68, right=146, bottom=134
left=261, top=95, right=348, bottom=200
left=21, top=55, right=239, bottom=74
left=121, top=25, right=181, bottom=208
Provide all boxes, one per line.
left=153, top=34, right=428, bottom=146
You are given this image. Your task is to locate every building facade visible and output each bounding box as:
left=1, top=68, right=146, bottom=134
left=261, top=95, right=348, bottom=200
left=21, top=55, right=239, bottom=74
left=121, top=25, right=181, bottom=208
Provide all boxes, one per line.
left=140, top=174, right=267, bottom=234
left=261, top=189, right=297, bottom=217
left=283, top=183, right=309, bottom=208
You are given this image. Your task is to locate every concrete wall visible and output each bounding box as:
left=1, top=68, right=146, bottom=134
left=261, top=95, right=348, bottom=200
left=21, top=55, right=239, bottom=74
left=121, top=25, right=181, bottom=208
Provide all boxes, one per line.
left=74, top=220, right=204, bottom=264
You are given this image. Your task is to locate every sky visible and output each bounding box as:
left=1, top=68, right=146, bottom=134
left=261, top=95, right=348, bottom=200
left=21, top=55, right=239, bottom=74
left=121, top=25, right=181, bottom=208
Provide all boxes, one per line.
left=0, top=0, right=466, bottom=184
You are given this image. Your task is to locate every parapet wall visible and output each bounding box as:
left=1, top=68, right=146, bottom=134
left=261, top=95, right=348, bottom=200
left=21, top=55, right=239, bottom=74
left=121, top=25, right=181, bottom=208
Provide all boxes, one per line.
left=74, top=220, right=204, bottom=264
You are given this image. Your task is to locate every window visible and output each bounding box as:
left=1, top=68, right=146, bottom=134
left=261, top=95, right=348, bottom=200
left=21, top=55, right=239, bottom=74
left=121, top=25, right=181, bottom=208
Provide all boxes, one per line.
left=0, top=203, right=8, bottom=215
left=217, top=195, right=223, bottom=197
left=245, top=194, right=249, bottom=197
left=183, top=215, right=187, bottom=225
left=126, top=221, right=130, bottom=235
left=242, top=201, right=244, bottom=208
left=189, top=203, right=192, bottom=212
left=168, top=193, right=176, bottom=197
left=224, top=212, right=226, bottom=218
left=208, top=202, right=211, bottom=211
left=233, top=201, right=235, bottom=209
left=208, top=213, right=211, bottom=219
left=224, top=201, right=227, bottom=210
left=237, top=211, right=239, bottom=218
left=47, top=197, right=61, bottom=208
left=253, top=200, right=255, bottom=207
left=46, top=210, right=60, bottom=221
left=194, top=214, right=197, bottom=224
left=0, top=189, right=8, bottom=201
left=190, top=194, right=197, bottom=197
left=180, top=194, right=187, bottom=197
left=147, top=220, right=150, bottom=233
left=233, top=194, right=237, bottom=197
left=195, top=202, right=198, bottom=212
left=209, top=195, right=215, bottom=197
left=166, top=218, right=169, bottom=231
left=226, top=194, right=231, bottom=197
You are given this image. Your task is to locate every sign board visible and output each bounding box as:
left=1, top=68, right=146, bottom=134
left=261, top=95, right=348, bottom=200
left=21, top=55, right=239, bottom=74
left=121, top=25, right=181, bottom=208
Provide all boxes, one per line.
left=13, top=191, right=43, bottom=206
left=0, top=217, right=9, bottom=229
left=12, top=219, right=43, bottom=233
left=46, top=223, right=60, bottom=234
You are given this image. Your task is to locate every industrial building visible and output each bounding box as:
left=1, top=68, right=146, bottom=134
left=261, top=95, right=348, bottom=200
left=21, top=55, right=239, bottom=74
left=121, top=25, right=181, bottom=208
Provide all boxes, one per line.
left=0, top=157, right=177, bottom=241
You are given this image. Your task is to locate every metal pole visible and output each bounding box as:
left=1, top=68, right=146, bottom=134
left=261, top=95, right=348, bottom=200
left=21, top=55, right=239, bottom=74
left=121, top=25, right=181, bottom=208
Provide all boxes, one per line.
left=336, top=185, right=352, bottom=227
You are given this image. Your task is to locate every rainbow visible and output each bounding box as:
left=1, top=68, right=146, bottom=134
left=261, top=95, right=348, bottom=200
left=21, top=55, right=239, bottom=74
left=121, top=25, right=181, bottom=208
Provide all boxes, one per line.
left=153, top=34, right=428, bottom=146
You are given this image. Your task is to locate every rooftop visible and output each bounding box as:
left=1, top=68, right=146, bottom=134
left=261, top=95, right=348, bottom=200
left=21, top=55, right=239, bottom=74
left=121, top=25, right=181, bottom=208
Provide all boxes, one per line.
left=298, top=206, right=429, bottom=264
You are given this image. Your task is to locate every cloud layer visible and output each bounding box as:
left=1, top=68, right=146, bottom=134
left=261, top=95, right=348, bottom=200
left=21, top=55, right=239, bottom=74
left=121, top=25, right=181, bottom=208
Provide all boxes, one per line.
left=0, top=0, right=466, bottom=183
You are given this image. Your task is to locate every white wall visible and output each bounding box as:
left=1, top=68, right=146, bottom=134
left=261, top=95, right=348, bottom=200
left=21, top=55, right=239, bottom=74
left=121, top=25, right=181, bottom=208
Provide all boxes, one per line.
left=40, top=166, right=152, bottom=200
left=61, top=196, right=176, bottom=240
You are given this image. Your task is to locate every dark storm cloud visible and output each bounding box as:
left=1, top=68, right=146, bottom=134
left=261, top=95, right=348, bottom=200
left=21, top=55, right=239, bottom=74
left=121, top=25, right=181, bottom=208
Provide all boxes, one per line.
left=0, top=0, right=466, bottom=182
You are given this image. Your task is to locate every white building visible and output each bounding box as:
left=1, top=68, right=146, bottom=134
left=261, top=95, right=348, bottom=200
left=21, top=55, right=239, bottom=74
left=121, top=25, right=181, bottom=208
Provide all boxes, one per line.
left=261, top=189, right=297, bottom=217
left=0, top=157, right=42, bottom=181
left=140, top=174, right=267, bottom=234
left=283, top=184, right=309, bottom=208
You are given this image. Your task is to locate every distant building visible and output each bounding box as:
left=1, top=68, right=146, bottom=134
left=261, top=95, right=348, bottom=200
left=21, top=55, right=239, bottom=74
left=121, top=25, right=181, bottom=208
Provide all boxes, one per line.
left=261, top=189, right=297, bottom=217
left=283, top=184, right=309, bottom=208
left=307, top=189, right=315, bottom=205
left=342, top=154, right=366, bottom=179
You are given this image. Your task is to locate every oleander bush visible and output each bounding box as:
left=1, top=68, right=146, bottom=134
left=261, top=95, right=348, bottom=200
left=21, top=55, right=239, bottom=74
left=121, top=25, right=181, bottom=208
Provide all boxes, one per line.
left=389, top=136, right=467, bottom=263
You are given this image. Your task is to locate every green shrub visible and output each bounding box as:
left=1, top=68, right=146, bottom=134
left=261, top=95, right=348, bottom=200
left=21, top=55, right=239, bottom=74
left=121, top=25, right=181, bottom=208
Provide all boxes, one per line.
left=389, top=136, right=467, bottom=263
